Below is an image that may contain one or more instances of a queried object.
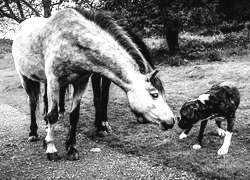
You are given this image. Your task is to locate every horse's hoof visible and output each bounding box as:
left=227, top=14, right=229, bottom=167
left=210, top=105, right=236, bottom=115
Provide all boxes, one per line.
left=105, top=123, right=112, bottom=132
left=47, top=152, right=60, bottom=161
left=96, top=130, right=108, bottom=137
left=58, top=112, right=65, bottom=121
left=96, top=122, right=112, bottom=137
left=67, top=146, right=79, bottom=161
left=28, top=136, right=39, bottom=142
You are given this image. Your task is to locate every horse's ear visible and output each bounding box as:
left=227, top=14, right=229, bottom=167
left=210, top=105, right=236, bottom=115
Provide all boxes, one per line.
left=146, top=70, right=159, bottom=81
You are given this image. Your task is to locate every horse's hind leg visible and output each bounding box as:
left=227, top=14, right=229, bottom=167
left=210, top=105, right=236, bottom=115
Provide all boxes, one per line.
left=66, top=75, right=90, bottom=161
left=91, top=74, right=112, bottom=136
left=21, top=75, right=40, bottom=141
left=58, top=84, right=68, bottom=121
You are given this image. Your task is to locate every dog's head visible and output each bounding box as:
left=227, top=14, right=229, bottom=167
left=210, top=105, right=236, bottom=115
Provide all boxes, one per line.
left=177, top=100, right=201, bottom=129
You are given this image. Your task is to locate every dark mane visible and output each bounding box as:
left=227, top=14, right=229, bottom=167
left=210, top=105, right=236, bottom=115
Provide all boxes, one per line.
left=121, top=27, right=154, bottom=69
left=73, top=8, right=149, bottom=73
left=73, top=8, right=165, bottom=96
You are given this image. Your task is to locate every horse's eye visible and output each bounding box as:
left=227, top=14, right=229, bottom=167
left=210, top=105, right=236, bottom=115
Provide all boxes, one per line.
left=151, top=92, right=159, bottom=99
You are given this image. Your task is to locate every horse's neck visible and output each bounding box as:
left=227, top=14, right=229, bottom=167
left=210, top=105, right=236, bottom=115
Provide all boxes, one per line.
left=81, top=48, right=145, bottom=92
left=43, top=12, right=147, bottom=92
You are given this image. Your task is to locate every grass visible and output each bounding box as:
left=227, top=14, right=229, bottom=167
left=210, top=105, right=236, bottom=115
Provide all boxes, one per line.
left=75, top=57, right=250, bottom=180
left=0, top=33, right=249, bottom=179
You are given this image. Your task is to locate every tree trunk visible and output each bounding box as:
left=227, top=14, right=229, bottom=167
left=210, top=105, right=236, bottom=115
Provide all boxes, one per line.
left=42, top=0, right=52, bottom=18
left=165, top=19, right=180, bottom=54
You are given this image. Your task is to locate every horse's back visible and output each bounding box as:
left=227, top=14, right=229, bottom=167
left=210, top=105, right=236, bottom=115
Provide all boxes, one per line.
left=12, top=17, right=48, bottom=82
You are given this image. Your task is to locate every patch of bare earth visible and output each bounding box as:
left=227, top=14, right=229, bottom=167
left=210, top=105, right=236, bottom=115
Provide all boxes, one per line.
left=0, top=52, right=249, bottom=179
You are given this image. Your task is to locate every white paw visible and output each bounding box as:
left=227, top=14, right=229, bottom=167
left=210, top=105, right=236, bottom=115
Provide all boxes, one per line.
left=179, top=132, right=187, bottom=140
left=217, top=128, right=226, bottom=136
left=193, top=144, right=201, bottom=150
left=217, top=146, right=228, bottom=155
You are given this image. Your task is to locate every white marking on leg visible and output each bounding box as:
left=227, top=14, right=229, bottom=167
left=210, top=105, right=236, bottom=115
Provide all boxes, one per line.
left=193, top=144, right=201, bottom=149
left=45, top=123, right=57, bottom=153
left=217, top=131, right=232, bottom=155
left=217, top=128, right=226, bottom=136
left=179, top=132, right=188, bottom=140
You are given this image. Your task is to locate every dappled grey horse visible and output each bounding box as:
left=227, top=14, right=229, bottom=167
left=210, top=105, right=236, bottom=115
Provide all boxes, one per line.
left=12, top=8, right=175, bottom=161
left=49, top=24, right=159, bottom=137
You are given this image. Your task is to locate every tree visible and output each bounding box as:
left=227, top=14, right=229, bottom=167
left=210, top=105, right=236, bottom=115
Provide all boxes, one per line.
left=218, top=0, right=250, bottom=22
left=101, top=0, right=183, bottom=53
left=0, top=0, right=67, bottom=23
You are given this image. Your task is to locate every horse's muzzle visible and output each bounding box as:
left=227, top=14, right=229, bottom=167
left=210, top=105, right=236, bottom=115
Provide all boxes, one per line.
left=160, top=117, right=175, bottom=130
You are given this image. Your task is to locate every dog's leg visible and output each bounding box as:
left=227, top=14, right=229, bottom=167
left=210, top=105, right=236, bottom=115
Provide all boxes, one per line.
left=193, top=120, right=208, bottom=150
left=179, top=126, right=193, bottom=140
left=217, top=117, right=235, bottom=155
left=216, top=121, right=226, bottom=136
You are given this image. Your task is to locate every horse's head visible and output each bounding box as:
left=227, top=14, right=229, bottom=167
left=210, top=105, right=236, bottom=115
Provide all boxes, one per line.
left=127, top=70, right=175, bottom=130
left=178, top=100, right=200, bottom=130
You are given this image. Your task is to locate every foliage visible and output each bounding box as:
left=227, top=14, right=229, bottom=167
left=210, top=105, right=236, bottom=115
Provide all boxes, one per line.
left=207, top=50, right=222, bottom=62
left=0, top=38, right=12, bottom=54
left=100, top=0, right=222, bottom=36
left=218, top=0, right=250, bottom=22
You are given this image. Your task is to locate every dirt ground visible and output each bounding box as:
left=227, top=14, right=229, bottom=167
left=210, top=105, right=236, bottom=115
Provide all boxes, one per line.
left=0, top=51, right=249, bottom=179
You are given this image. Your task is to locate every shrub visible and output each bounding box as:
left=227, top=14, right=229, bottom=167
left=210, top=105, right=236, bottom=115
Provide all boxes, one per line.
left=207, top=51, right=222, bottom=62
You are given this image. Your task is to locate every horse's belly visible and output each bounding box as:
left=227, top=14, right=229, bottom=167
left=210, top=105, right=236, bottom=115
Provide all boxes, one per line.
left=17, top=59, right=46, bottom=82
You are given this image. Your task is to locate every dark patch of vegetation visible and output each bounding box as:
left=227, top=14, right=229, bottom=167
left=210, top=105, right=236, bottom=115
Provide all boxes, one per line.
left=0, top=39, right=12, bottom=54
left=150, top=30, right=249, bottom=66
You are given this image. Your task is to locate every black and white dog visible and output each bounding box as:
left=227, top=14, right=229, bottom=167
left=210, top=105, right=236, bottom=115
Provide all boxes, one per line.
left=177, top=81, right=240, bottom=155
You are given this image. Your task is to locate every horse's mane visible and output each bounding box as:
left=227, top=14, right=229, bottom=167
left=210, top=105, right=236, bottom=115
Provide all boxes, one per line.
left=73, top=8, right=165, bottom=96
left=74, top=8, right=149, bottom=72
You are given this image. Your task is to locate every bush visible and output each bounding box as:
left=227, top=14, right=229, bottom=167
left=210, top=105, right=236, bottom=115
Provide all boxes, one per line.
left=0, top=39, right=12, bottom=54
left=207, top=51, right=222, bottom=62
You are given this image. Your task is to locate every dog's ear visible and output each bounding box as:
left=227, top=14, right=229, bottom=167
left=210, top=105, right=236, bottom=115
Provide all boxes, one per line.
left=180, top=104, right=195, bottom=119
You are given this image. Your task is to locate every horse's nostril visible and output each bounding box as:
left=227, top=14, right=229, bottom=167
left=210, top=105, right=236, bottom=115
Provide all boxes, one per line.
left=161, top=120, right=174, bottom=130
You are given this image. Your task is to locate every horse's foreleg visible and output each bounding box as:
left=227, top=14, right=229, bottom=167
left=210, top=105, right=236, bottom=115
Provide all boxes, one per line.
left=91, top=74, right=102, bottom=131
left=66, top=75, right=90, bottom=161
left=92, top=74, right=111, bottom=136
left=44, top=77, right=60, bottom=161
left=43, top=83, right=48, bottom=123
left=100, top=76, right=112, bottom=133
